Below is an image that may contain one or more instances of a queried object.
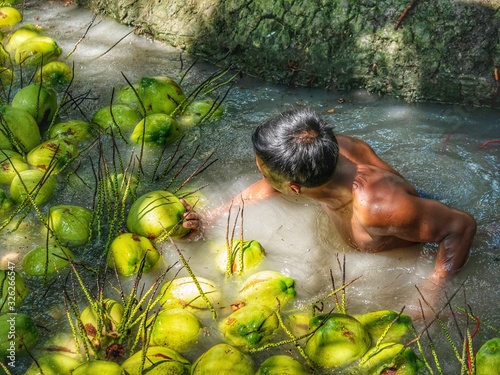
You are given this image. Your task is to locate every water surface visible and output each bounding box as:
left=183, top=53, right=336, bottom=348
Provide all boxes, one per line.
left=2, top=1, right=499, bottom=373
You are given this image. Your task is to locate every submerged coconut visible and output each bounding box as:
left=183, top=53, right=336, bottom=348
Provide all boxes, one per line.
left=79, top=298, right=124, bottom=343
left=34, top=60, right=73, bottom=86
left=148, top=308, right=203, bottom=353
left=159, top=276, right=221, bottom=311
left=47, top=204, right=93, bottom=247
left=71, top=360, right=124, bottom=375
left=4, top=23, right=41, bottom=56
left=219, top=304, right=279, bottom=350
left=0, top=149, right=29, bottom=184
left=107, top=232, right=161, bottom=276
left=22, top=244, right=74, bottom=276
left=10, top=169, right=56, bottom=206
left=0, top=6, right=22, bottom=27
left=216, top=239, right=265, bottom=275
left=130, top=113, right=182, bottom=147
left=304, top=313, right=371, bottom=368
left=15, top=35, right=61, bottom=66
left=177, top=98, right=224, bottom=128
left=355, top=342, right=423, bottom=375
left=255, top=355, right=311, bottom=375
left=237, top=270, right=296, bottom=309
left=476, top=337, right=500, bottom=375
left=0, top=313, right=38, bottom=361
left=26, top=138, right=77, bottom=174
left=354, top=309, right=413, bottom=345
left=191, top=343, right=254, bottom=375
left=126, top=190, right=190, bottom=239
left=121, top=346, right=191, bottom=375
left=0, top=105, right=41, bottom=153
left=138, top=75, right=186, bottom=116
left=48, top=119, right=95, bottom=144
left=92, top=103, right=141, bottom=134
left=0, top=269, right=28, bottom=313
left=11, top=83, right=58, bottom=128
left=24, top=353, right=82, bottom=375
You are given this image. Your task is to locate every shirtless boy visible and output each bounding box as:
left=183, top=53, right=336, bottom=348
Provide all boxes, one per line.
left=223, top=107, right=476, bottom=286
left=183, top=107, right=476, bottom=286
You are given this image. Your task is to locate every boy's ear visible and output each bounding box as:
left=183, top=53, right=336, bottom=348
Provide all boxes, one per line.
left=289, top=182, right=301, bottom=195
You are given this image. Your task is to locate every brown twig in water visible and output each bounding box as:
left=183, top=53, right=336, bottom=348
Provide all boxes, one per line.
left=65, top=14, right=98, bottom=59
left=95, top=29, right=135, bottom=59
left=394, top=0, right=420, bottom=30
left=406, top=278, right=468, bottom=347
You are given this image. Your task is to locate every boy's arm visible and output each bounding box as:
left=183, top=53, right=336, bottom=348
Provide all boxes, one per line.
left=360, top=193, right=477, bottom=282
left=178, top=178, right=280, bottom=240
left=238, top=178, right=281, bottom=202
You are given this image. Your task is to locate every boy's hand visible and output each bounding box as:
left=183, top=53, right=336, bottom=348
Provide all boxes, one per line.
left=179, top=199, right=204, bottom=240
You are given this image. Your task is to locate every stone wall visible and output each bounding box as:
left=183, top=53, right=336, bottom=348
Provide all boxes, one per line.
left=77, top=0, right=500, bottom=107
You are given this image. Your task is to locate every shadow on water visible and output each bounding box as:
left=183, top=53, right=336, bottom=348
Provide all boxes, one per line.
left=188, top=0, right=499, bottom=107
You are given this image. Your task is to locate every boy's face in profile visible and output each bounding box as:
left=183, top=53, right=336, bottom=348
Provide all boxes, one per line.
left=255, top=156, right=294, bottom=195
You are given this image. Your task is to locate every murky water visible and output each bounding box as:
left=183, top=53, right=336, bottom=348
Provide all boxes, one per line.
left=1, top=1, right=499, bottom=374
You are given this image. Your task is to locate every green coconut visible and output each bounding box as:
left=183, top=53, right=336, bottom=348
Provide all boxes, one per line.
left=79, top=298, right=124, bottom=343
left=191, top=343, right=254, bottom=375
left=25, top=353, right=82, bottom=375
left=305, top=313, right=371, bottom=368
left=34, top=60, right=72, bottom=86
left=22, top=244, right=74, bottom=276
left=11, top=83, right=58, bottom=128
left=48, top=119, right=95, bottom=144
left=355, top=342, right=423, bottom=375
left=175, top=188, right=208, bottom=210
left=4, top=23, right=41, bottom=56
left=114, top=82, right=140, bottom=109
left=354, top=309, right=414, bottom=345
left=34, top=331, right=81, bottom=359
left=15, top=35, right=61, bottom=66
left=92, top=103, right=141, bottom=134
left=0, top=188, right=14, bottom=214
left=0, top=269, right=28, bottom=313
left=0, top=66, right=13, bottom=86
left=138, top=75, right=186, bottom=116
left=0, top=105, right=41, bottom=153
left=47, top=204, right=93, bottom=247
left=105, top=172, right=138, bottom=202
left=0, top=6, right=22, bottom=27
left=0, top=313, right=39, bottom=362
left=26, top=138, right=77, bottom=174
left=0, top=43, right=9, bottom=65
left=121, top=346, right=191, bottom=375
left=10, top=169, right=56, bottom=206
left=71, top=360, right=124, bottom=375
left=148, top=308, right=202, bottom=353
left=107, top=232, right=160, bottom=276
left=159, top=276, right=221, bottom=311
left=220, top=304, right=279, bottom=350
left=0, top=149, right=29, bottom=184
left=238, top=270, right=296, bottom=309
left=286, top=309, right=314, bottom=338
left=126, top=190, right=190, bottom=239
left=0, top=1, right=21, bottom=8
left=255, top=355, right=311, bottom=375
left=130, top=113, right=182, bottom=147
left=216, top=239, right=265, bottom=275
left=476, top=338, right=500, bottom=375
left=177, top=98, right=224, bottom=128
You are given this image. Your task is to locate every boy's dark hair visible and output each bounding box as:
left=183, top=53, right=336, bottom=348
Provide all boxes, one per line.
left=252, top=107, right=339, bottom=187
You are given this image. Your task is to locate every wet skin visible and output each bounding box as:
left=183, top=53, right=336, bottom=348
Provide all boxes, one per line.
left=242, top=135, right=477, bottom=285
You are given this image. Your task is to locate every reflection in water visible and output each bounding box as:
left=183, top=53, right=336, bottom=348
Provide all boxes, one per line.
left=1, top=1, right=499, bottom=374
